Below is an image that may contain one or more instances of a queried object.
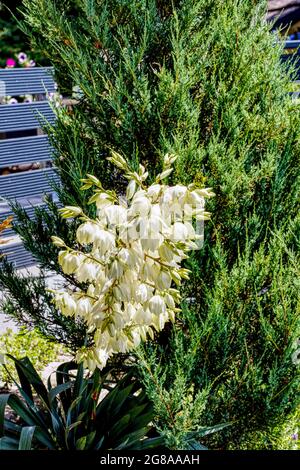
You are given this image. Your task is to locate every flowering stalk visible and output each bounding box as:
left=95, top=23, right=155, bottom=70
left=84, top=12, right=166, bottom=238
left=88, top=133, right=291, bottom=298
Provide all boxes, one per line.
left=51, top=152, right=214, bottom=371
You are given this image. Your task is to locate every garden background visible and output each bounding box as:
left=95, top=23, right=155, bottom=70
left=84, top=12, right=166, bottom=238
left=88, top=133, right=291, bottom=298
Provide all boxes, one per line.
left=0, top=0, right=299, bottom=451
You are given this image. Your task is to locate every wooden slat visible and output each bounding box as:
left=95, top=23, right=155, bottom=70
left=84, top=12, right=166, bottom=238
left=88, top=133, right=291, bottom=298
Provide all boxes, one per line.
left=0, top=101, right=55, bottom=133
left=0, top=168, right=59, bottom=200
left=0, top=135, right=53, bottom=167
left=0, top=241, right=36, bottom=268
left=0, top=199, right=46, bottom=236
left=284, top=40, right=300, bottom=50
left=0, top=67, right=55, bottom=96
left=0, top=196, right=60, bottom=236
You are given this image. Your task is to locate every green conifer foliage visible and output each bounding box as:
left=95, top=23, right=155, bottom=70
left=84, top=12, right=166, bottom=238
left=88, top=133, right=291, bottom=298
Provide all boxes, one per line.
left=0, top=0, right=299, bottom=448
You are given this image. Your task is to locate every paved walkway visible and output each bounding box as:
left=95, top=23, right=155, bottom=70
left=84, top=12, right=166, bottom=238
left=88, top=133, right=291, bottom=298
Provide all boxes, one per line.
left=0, top=265, right=63, bottom=333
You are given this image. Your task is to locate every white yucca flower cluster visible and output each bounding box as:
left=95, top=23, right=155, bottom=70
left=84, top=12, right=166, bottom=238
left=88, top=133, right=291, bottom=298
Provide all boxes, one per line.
left=51, top=152, right=214, bottom=371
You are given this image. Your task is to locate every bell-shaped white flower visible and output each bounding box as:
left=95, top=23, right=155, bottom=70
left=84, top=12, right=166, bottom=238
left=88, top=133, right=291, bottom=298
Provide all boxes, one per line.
left=126, top=303, right=137, bottom=320
left=77, top=297, right=93, bottom=317
left=130, top=194, right=151, bottom=217
left=134, top=307, right=152, bottom=325
left=109, top=335, right=128, bottom=354
left=155, top=271, right=172, bottom=290
left=141, top=233, right=163, bottom=251
left=152, top=311, right=169, bottom=331
left=109, top=260, right=123, bottom=279
left=93, top=348, right=110, bottom=369
left=187, top=190, right=205, bottom=207
left=135, top=216, right=159, bottom=248
left=194, top=187, right=215, bottom=198
left=93, top=228, right=115, bottom=255
left=55, top=292, right=77, bottom=317
left=120, top=282, right=133, bottom=301
left=105, top=205, right=127, bottom=226
left=170, top=222, right=189, bottom=241
left=113, top=283, right=131, bottom=302
left=163, top=185, right=186, bottom=204
left=76, top=349, right=97, bottom=372
left=76, top=262, right=99, bottom=282
left=135, top=283, right=149, bottom=303
left=131, top=329, right=142, bottom=347
left=147, top=184, right=162, bottom=200
left=76, top=222, right=98, bottom=245
left=143, top=261, right=161, bottom=283
left=113, top=311, right=127, bottom=330
left=95, top=269, right=106, bottom=287
left=91, top=298, right=106, bottom=317
left=112, top=285, right=123, bottom=301
left=118, top=248, right=130, bottom=264
left=183, top=221, right=196, bottom=238
left=149, top=295, right=166, bottom=315
left=87, top=284, right=95, bottom=297
left=59, top=251, right=82, bottom=274
left=173, top=184, right=187, bottom=199
left=122, top=268, right=138, bottom=284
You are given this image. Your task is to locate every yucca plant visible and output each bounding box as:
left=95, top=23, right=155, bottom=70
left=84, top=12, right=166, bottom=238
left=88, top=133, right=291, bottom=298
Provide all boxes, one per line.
left=0, top=356, right=163, bottom=450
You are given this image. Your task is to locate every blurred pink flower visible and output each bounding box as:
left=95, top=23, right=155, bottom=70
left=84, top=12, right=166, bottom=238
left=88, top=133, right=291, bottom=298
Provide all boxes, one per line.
left=6, top=58, right=16, bottom=68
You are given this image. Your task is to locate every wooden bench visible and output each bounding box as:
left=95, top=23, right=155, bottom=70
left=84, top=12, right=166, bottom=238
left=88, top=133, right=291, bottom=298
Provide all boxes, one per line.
left=0, top=67, right=59, bottom=268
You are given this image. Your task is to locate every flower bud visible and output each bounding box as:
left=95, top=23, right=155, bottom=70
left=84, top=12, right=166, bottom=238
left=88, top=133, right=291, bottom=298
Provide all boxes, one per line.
left=158, top=168, right=173, bottom=180
left=59, top=206, right=83, bottom=218
left=126, top=179, right=136, bottom=200
left=165, top=293, right=176, bottom=308
left=95, top=192, right=113, bottom=210
left=51, top=236, right=66, bottom=248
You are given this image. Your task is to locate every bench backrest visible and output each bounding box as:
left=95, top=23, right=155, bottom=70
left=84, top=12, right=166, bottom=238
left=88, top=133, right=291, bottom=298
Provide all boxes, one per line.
left=0, top=67, right=58, bottom=268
